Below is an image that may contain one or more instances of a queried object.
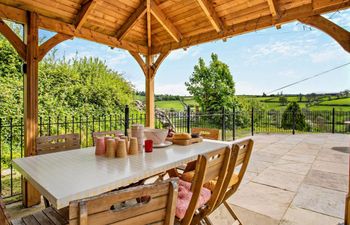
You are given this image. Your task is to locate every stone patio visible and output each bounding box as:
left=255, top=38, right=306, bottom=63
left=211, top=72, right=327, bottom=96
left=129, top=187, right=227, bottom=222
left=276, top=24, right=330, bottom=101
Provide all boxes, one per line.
left=209, top=133, right=349, bottom=225
left=6, top=134, right=350, bottom=225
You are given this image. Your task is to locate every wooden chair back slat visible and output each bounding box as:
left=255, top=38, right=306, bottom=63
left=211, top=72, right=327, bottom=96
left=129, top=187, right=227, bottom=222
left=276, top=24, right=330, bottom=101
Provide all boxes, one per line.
left=181, top=147, right=231, bottom=225
left=69, top=179, right=178, bottom=225
left=224, top=139, right=254, bottom=202
left=92, top=130, right=123, bottom=146
left=191, top=128, right=219, bottom=140
left=36, top=134, right=80, bottom=155
left=0, top=198, right=10, bottom=225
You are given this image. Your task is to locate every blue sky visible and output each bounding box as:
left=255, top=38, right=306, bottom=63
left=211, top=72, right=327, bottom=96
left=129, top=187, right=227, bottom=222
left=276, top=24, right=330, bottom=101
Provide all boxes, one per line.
left=41, top=10, right=350, bottom=96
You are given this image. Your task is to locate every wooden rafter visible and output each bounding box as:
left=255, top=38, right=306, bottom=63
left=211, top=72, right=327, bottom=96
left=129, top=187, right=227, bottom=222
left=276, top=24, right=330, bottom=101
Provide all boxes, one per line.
left=0, top=18, right=26, bottom=59
left=267, top=0, right=279, bottom=18
left=0, top=3, right=148, bottom=54
left=299, top=15, right=350, bottom=53
left=74, top=0, right=98, bottom=30
left=150, top=0, right=182, bottom=42
left=195, top=0, right=224, bottom=32
left=116, top=1, right=147, bottom=41
left=151, top=2, right=350, bottom=54
left=38, top=33, right=73, bottom=60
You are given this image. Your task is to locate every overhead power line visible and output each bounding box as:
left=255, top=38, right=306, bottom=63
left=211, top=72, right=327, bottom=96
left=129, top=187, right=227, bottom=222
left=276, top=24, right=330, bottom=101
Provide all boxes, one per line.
left=267, top=62, right=350, bottom=94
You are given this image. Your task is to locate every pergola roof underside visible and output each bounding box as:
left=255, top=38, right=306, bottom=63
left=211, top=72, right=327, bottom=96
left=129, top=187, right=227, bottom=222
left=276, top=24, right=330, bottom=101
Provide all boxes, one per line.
left=0, top=0, right=349, bottom=55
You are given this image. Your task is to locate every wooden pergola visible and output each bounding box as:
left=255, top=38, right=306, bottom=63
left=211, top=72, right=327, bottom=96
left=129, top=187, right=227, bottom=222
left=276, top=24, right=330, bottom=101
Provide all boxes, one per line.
left=0, top=0, right=349, bottom=207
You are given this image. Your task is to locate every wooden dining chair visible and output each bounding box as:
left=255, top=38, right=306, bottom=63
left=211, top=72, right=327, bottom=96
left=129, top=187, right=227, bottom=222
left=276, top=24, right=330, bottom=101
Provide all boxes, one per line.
left=0, top=198, right=10, bottom=225
left=92, top=130, right=123, bottom=146
left=36, top=133, right=80, bottom=207
left=176, top=146, right=231, bottom=225
left=206, top=139, right=254, bottom=225
left=36, top=134, right=80, bottom=155
left=191, top=127, right=219, bottom=140
left=1, top=197, right=68, bottom=225
left=68, top=178, right=178, bottom=225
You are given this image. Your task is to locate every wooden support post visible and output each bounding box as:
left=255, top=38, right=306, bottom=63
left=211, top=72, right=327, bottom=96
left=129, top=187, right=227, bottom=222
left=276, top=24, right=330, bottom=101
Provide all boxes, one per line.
left=23, top=11, right=41, bottom=207
left=145, top=54, right=155, bottom=128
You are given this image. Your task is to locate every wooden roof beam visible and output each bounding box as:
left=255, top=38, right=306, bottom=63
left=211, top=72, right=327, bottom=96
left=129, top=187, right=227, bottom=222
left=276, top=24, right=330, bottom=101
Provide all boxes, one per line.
left=299, top=15, right=350, bottom=53
left=75, top=0, right=98, bottom=30
left=0, top=18, right=26, bottom=59
left=147, top=0, right=152, bottom=48
left=195, top=0, right=225, bottom=33
left=116, top=1, right=147, bottom=41
left=151, top=1, right=350, bottom=54
left=150, top=0, right=182, bottom=42
left=0, top=3, right=148, bottom=54
left=267, top=0, right=279, bottom=18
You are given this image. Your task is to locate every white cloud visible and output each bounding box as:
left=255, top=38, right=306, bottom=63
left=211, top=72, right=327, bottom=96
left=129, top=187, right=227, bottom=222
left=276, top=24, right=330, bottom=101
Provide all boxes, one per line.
left=250, top=39, right=316, bottom=58
left=168, top=47, right=201, bottom=61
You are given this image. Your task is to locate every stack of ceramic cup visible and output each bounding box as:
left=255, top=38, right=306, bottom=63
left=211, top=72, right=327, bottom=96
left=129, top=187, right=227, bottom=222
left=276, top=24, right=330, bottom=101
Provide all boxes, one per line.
left=131, top=124, right=144, bottom=152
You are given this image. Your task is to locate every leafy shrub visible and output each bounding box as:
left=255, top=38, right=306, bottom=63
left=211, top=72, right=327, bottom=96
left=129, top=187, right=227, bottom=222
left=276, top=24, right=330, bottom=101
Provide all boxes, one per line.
left=281, top=102, right=308, bottom=131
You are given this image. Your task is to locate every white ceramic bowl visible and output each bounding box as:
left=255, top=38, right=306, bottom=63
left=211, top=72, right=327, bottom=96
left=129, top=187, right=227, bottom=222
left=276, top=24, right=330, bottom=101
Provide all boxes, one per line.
left=144, top=128, right=168, bottom=145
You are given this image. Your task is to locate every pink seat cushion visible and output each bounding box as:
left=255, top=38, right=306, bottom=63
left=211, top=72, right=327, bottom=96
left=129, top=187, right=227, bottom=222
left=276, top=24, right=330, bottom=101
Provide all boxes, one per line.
left=175, top=179, right=211, bottom=220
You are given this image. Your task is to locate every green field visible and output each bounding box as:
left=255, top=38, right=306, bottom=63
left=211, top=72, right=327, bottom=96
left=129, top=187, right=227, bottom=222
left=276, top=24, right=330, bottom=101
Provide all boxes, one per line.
left=319, top=98, right=350, bottom=105
left=148, top=95, right=350, bottom=112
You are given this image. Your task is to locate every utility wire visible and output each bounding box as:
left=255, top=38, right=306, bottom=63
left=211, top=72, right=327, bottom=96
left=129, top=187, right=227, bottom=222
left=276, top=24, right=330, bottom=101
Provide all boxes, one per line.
left=267, top=62, right=350, bottom=94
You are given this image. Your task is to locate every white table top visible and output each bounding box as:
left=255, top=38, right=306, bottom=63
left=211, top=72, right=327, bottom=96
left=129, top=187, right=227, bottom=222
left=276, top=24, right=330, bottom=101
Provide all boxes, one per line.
left=13, top=140, right=229, bottom=209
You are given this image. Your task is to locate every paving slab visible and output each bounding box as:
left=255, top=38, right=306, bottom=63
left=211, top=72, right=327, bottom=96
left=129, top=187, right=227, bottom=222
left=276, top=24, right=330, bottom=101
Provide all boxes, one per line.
left=229, top=182, right=295, bottom=221
left=260, top=146, right=291, bottom=155
left=231, top=204, right=279, bottom=225
left=279, top=206, right=343, bottom=225
left=292, top=184, right=346, bottom=219
left=281, top=152, right=316, bottom=163
left=317, top=150, right=349, bottom=164
left=312, top=160, right=348, bottom=175
left=270, top=159, right=312, bottom=176
left=251, top=151, right=282, bottom=163
left=252, top=168, right=305, bottom=192
left=303, top=169, right=348, bottom=192
left=247, top=160, right=272, bottom=174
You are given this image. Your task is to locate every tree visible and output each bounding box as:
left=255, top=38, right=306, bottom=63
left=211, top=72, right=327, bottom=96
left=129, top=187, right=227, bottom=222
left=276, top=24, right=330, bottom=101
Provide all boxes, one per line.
left=279, top=96, right=288, bottom=106
left=281, top=102, right=308, bottom=131
left=185, top=53, right=236, bottom=113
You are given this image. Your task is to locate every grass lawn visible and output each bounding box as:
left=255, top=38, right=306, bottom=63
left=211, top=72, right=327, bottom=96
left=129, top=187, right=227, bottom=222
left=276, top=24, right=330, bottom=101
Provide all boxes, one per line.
left=155, top=100, right=185, bottom=111
left=319, top=98, right=350, bottom=105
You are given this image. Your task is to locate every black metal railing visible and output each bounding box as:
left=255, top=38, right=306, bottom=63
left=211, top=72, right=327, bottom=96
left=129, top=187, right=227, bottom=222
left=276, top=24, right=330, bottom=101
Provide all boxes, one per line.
left=0, top=106, right=349, bottom=201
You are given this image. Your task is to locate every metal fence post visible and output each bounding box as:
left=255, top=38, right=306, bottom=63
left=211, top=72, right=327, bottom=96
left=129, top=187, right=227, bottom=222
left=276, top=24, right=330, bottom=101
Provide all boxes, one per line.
left=186, top=105, right=191, bottom=134
left=251, top=108, right=254, bottom=136
left=232, top=106, right=236, bottom=140
left=124, top=105, right=129, bottom=136
left=222, top=107, right=226, bottom=141
left=292, top=110, right=296, bottom=135
left=332, top=108, right=335, bottom=134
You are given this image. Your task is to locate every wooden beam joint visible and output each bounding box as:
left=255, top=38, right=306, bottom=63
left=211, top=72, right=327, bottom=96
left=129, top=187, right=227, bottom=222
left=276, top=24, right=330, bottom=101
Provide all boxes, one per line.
left=0, top=18, right=26, bottom=59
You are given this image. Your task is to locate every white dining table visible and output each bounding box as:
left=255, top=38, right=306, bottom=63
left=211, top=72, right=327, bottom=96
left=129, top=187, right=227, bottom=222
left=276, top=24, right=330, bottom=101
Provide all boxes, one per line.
left=12, top=140, right=229, bottom=209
